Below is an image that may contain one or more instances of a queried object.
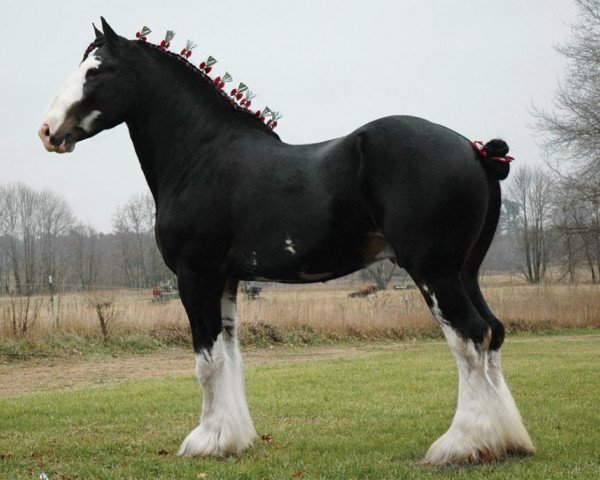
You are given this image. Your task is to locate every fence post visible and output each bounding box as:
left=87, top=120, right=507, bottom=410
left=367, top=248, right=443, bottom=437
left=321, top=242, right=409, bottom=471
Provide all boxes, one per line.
left=48, top=275, right=56, bottom=325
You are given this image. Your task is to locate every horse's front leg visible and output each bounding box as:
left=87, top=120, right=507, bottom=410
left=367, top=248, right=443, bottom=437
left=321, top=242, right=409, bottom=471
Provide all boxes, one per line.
left=176, top=273, right=256, bottom=457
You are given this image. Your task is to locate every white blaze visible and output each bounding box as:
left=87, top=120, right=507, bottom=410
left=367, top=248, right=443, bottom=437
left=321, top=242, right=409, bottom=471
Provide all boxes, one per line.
left=43, top=53, right=101, bottom=135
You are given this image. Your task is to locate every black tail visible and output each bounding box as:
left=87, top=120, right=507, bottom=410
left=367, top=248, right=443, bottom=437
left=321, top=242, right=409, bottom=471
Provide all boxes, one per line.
left=478, top=139, right=511, bottom=180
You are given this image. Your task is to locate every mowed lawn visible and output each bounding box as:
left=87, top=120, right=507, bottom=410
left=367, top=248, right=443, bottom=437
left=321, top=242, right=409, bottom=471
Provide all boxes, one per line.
left=1, top=335, right=599, bottom=479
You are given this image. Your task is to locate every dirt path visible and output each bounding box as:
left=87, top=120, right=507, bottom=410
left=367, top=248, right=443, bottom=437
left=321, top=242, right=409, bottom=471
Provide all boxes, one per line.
left=0, top=343, right=430, bottom=397
left=1, top=334, right=597, bottom=397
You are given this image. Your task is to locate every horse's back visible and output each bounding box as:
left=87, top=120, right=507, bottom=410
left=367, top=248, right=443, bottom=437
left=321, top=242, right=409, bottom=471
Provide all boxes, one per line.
left=356, top=115, right=485, bottom=186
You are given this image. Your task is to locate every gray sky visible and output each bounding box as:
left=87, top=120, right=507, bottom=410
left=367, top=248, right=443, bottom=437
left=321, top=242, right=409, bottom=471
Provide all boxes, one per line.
left=1, top=0, right=577, bottom=232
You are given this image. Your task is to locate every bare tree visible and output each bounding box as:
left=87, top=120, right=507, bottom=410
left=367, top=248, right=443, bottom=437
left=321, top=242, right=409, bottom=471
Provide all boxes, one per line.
left=552, top=177, right=600, bottom=282
left=112, top=192, right=170, bottom=287
left=533, top=0, right=600, bottom=281
left=36, top=189, right=75, bottom=287
left=534, top=0, right=600, bottom=176
left=0, top=185, right=21, bottom=291
left=507, top=166, right=555, bottom=283
left=362, top=260, right=397, bottom=290
left=70, top=223, right=103, bottom=289
left=0, top=184, right=41, bottom=293
left=0, top=184, right=76, bottom=293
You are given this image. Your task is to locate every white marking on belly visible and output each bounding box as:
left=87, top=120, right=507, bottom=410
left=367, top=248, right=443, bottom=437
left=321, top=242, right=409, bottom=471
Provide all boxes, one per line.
left=250, top=251, right=258, bottom=267
left=285, top=238, right=296, bottom=255
left=43, top=52, right=101, bottom=135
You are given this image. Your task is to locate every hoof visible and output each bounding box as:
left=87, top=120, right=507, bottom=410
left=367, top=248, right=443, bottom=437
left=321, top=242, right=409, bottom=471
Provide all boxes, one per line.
left=505, top=442, right=536, bottom=458
left=177, top=422, right=256, bottom=458
left=421, top=441, right=500, bottom=466
left=420, top=425, right=535, bottom=466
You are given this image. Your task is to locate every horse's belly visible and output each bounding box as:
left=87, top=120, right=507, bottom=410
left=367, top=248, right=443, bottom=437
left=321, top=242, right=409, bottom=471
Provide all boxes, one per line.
left=228, top=227, right=394, bottom=283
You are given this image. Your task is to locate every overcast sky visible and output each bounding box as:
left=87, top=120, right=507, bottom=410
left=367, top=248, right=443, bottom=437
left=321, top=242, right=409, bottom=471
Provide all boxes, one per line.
left=0, top=1, right=577, bottom=232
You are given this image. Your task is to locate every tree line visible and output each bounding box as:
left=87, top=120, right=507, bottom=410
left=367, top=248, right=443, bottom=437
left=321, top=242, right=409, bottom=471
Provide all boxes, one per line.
left=0, top=165, right=597, bottom=296
left=526, top=0, right=600, bottom=283
left=0, top=184, right=171, bottom=294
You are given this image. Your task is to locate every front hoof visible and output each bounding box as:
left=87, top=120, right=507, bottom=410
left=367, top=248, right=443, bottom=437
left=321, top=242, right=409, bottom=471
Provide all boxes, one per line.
left=420, top=428, right=504, bottom=466
left=420, top=445, right=499, bottom=466
left=177, top=423, right=255, bottom=458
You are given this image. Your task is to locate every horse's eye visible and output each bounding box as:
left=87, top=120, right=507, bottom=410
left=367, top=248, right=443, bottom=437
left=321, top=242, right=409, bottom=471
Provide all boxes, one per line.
left=87, top=69, right=101, bottom=78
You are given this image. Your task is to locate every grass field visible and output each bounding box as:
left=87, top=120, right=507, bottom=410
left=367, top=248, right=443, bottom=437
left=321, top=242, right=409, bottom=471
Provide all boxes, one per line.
left=1, top=334, right=599, bottom=479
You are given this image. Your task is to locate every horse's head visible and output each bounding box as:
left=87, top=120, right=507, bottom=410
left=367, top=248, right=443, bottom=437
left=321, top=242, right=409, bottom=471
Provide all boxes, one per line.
left=39, top=18, right=138, bottom=153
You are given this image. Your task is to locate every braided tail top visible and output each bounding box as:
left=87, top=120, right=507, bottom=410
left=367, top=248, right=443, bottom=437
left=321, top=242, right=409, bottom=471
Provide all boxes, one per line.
left=470, top=139, right=513, bottom=181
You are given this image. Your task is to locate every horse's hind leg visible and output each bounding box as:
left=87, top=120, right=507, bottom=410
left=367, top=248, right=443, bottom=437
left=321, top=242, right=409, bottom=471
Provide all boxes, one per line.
left=413, top=273, right=533, bottom=465
left=458, top=177, right=534, bottom=458
left=460, top=270, right=534, bottom=458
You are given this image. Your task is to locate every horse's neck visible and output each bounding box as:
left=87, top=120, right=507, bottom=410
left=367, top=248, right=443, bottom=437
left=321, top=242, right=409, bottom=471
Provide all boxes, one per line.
left=125, top=56, right=262, bottom=201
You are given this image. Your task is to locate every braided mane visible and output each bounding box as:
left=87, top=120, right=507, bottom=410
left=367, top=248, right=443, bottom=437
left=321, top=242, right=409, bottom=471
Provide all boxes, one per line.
left=139, top=41, right=280, bottom=137
left=82, top=28, right=281, bottom=137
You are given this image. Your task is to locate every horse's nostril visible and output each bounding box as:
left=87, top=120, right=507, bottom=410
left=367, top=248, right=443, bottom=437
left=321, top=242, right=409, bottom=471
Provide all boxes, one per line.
left=39, top=124, right=51, bottom=139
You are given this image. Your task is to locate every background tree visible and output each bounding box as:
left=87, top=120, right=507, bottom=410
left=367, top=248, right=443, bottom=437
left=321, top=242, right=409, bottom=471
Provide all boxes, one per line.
left=0, top=184, right=75, bottom=293
left=0, top=184, right=41, bottom=293
left=112, top=192, right=171, bottom=287
left=362, top=261, right=397, bottom=290
left=534, top=0, right=600, bottom=281
left=36, top=189, right=75, bottom=287
left=69, top=224, right=103, bottom=289
left=507, top=166, right=555, bottom=283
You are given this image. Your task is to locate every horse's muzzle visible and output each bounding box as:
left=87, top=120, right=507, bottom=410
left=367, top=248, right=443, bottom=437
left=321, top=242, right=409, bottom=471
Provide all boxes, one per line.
left=38, top=124, right=72, bottom=154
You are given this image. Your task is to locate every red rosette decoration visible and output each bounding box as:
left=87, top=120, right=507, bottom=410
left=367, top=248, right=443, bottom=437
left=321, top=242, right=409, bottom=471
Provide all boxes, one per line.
left=213, top=72, right=233, bottom=90
left=159, top=30, right=175, bottom=50
left=199, top=56, right=217, bottom=74
left=135, top=26, right=152, bottom=42
left=180, top=40, right=196, bottom=59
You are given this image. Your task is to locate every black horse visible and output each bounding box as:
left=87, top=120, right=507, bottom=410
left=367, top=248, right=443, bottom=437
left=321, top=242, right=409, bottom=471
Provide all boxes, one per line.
left=39, top=18, right=534, bottom=465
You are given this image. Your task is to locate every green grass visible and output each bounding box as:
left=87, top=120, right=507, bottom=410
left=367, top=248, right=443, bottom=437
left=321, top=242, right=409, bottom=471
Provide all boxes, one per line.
left=1, top=335, right=599, bottom=479
left=3, top=326, right=598, bottom=362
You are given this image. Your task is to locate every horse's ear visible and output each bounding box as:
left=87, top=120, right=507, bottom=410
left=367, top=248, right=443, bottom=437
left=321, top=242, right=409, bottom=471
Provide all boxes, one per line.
left=92, top=23, right=103, bottom=40
left=100, top=17, right=119, bottom=45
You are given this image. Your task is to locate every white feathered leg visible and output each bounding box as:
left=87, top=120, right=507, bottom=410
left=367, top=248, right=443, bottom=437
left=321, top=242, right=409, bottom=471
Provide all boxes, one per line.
left=178, top=290, right=256, bottom=457
left=421, top=288, right=534, bottom=465
left=487, top=349, right=535, bottom=455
